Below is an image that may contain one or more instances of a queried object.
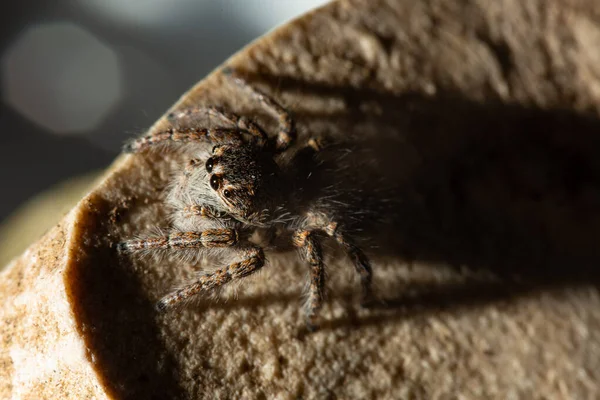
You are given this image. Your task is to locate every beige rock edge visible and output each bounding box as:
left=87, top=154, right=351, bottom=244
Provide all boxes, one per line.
left=3, top=0, right=600, bottom=398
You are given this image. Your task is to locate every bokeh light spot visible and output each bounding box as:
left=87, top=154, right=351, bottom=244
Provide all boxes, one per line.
left=1, top=22, right=122, bottom=134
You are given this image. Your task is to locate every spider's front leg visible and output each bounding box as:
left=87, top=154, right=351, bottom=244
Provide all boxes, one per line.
left=117, top=228, right=239, bottom=253
left=168, top=106, right=268, bottom=149
left=223, top=67, right=296, bottom=152
left=118, top=228, right=266, bottom=310
left=182, top=204, right=228, bottom=219
left=157, top=245, right=265, bottom=311
left=123, top=126, right=245, bottom=153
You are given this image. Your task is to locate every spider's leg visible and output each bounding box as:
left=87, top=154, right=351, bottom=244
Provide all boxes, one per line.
left=117, top=229, right=239, bottom=253
left=168, top=106, right=268, bottom=148
left=123, top=127, right=244, bottom=153
left=182, top=204, right=229, bottom=220
left=223, top=68, right=296, bottom=152
left=293, top=229, right=326, bottom=331
left=156, top=245, right=265, bottom=310
left=306, top=136, right=327, bottom=152
left=118, top=229, right=264, bottom=310
left=323, top=222, right=374, bottom=306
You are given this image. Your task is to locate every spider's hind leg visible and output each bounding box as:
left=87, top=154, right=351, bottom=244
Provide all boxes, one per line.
left=302, top=215, right=375, bottom=308
left=293, top=229, right=326, bottom=331
left=293, top=219, right=375, bottom=330
left=324, top=222, right=375, bottom=307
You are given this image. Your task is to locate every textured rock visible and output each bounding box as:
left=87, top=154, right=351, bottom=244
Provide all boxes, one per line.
left=0, top=173, right=98, bottom=268
left=2, top=0, right=600, bottom=398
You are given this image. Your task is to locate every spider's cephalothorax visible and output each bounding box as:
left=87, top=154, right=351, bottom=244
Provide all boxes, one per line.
left=202, top=143, right=283, bottom=225
left=119, top=68, right=374, bottom=330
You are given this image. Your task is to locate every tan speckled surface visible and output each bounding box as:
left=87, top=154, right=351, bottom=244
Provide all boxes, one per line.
left=2, top=0, right=600, bottom=398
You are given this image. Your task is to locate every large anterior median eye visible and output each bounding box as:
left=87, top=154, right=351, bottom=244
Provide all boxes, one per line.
left=210, top=175, right=221, bottom=190
left=205, top=157, right=214, bottom=173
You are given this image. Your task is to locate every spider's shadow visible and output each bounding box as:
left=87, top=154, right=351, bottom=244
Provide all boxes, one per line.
left=237, top=71, right=600, bottom=324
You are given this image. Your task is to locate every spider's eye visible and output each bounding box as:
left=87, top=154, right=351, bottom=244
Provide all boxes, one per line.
left=210, top=175, right=220, bottom=190
left=223, top=189, right=232, bottom=198
left=205, top=157, right=214, bottom=173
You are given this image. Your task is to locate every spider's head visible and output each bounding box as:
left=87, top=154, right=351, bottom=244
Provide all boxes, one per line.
left=204, top=144, right=281, bottom=224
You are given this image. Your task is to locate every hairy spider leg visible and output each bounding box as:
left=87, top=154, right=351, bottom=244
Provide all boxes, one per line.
left=324, top=222, right=374, bottom=306
left=182, top=204, right=228, bottom=219
left=118, top=229, right=266, bottom=310
left=293, top=229, right=326, bottom=331
left=223, top=68, right=296, bottom=152
left=157, top=246, right=265, bottom=310
left=168, top=106, right=268, bottom=149
left=123, top=127, right=246, bottom=153
left=117, top=229, right=239, bottom=253
left=123, top=127, right=245, bottom=153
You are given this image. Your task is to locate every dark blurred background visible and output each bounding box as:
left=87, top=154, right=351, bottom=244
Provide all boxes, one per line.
left=0, top=0, right=328, bottom=225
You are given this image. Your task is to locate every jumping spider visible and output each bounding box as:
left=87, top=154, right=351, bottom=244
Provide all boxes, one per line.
left=119, top=68, right=374, bottom=330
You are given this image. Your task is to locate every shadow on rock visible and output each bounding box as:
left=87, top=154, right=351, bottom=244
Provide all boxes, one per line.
left=251, top=71, right=600, bottom=312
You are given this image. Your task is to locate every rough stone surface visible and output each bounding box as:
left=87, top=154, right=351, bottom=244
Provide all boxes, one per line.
left=0, top=173, right=98, bottom=267
left=2, top=0, right=600, bottom=398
